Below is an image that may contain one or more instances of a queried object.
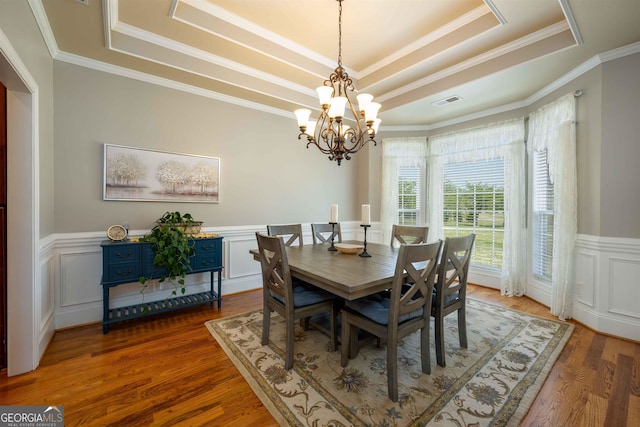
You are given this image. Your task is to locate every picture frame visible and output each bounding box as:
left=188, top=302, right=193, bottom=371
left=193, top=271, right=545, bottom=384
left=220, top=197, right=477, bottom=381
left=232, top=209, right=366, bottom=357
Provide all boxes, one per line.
left=103, top=144, right=220, bottom=203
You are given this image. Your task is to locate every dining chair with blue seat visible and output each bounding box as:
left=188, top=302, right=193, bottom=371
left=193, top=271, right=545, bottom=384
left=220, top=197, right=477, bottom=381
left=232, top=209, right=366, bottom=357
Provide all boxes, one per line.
left=432, top=233, right=475, bottom=367
left=340, top=240, right=442, bottom=401
left=256, top=232, right=337, bottom=370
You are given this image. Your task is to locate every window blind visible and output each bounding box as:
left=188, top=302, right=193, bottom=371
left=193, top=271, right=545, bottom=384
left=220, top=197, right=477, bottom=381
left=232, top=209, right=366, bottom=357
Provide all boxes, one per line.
left=397, top=167, right=420, bottom=225
left=443, top=158, right=504, bottom=269
left=532, top=149, right=554, bottom=281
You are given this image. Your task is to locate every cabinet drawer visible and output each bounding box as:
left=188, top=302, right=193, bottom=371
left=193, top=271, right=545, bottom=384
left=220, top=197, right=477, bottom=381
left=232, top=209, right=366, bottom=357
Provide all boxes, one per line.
left=104, top=244, right=141, bottom=263
left=107, top=262, right=141, bottom=283
left=193, top=238, right=222, bottom=272
left=192, top=256, right=221, bottom=270
left=193, top=239, right=221, bottom=256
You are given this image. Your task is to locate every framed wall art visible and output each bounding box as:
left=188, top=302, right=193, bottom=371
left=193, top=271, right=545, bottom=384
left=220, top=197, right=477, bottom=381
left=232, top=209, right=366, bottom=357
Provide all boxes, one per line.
left=103, top=144, right=220, bottom=203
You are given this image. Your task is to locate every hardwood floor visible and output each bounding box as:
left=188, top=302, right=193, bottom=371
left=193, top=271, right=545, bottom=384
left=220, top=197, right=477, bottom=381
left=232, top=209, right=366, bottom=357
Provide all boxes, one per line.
left=1, top=285, right=638, bottom=426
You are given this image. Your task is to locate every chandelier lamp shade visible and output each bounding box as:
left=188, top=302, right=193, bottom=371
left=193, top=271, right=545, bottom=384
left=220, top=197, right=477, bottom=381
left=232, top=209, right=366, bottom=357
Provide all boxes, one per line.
left=294, top=0, right=381, bottom=166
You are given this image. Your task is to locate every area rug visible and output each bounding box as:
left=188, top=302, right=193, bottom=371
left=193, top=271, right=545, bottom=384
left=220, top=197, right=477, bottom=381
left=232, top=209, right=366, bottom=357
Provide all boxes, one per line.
left=205, top=299, right=573, bottom=426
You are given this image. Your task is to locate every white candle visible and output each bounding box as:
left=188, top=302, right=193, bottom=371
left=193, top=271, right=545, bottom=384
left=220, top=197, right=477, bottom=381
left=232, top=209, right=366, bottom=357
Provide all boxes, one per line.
left=362, top=204, right=371, bottom=225
left=330, top=204, right=339, bottom=223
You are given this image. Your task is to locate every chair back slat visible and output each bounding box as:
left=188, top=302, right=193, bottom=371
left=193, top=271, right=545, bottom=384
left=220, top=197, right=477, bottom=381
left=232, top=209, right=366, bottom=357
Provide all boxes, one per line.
left=390, top=241, right=442, bottom=323
left=311, top=223, right=342, bottom=244
left=267, top=224, right=304, bottom=247
left=391, top=225, right=429, bottom=246
left=256, top=232, right=293, bottom=303
left=435, top=234, right=475, bottom=308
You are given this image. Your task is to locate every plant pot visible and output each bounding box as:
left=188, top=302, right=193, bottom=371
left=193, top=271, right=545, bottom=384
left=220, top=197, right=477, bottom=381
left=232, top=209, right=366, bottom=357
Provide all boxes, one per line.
left=158, top=221, right=203, bottom=235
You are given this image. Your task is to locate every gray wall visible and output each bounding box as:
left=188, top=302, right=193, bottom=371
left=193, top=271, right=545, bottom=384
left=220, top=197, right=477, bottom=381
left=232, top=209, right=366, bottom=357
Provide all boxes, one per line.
left=0, top=0, right=55, bottom=237
left=600, top=53, right=640, bottom=237
left=53, top=62, right=360, bottom=232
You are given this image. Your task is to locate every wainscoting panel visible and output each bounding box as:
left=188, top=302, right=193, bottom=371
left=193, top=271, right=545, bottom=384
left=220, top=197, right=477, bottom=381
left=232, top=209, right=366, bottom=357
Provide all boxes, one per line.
left=607, top=257, right=640, bottom=319
left=227, top=237, right=261, bottom=279
left=572, top=235, right=640, bottom=342
left=46, top=230, right=640, bottom=342
left=575, top=251, right=596, bottom=307
left=59, top=250, right=103, bottom=307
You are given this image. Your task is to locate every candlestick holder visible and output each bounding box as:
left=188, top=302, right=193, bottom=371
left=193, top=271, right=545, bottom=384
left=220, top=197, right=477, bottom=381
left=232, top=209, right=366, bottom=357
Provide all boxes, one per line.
left=328, top=222, right=338, bottom=251
left=359, top=224, right=371, bottom=257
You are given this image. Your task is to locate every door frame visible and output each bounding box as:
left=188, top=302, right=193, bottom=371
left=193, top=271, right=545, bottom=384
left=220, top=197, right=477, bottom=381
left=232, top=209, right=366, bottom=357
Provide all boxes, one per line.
left=0, top=28, right=40, bottom=376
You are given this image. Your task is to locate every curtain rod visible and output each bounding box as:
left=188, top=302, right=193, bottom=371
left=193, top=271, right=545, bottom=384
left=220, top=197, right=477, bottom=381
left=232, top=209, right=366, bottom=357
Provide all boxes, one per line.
left=574, top=90, right=583, bottom=97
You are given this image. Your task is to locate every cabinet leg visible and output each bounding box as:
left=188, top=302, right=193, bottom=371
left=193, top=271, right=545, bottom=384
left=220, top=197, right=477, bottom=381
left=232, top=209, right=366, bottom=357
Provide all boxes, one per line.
left=217, top=269, right=222, bottom=308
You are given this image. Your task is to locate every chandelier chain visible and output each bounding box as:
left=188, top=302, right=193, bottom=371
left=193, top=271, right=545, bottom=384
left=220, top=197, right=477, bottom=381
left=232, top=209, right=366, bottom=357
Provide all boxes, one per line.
left=337, top=0, right=342, bottom=67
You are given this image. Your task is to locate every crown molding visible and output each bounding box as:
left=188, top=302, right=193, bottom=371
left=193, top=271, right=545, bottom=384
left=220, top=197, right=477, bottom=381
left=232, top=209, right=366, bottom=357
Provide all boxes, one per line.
left=527, top=40, right=640, bottom=105
left=54, top=51, right=293, bottom=119
left=378, top=21, right=571, bottom=102
left=110, top=20, right=313, bottom=98
left=559, top=0, right=583, bottom=45
left=177, top=0, right=342, bottom=75
left=28, top=0, right=59, bottom=59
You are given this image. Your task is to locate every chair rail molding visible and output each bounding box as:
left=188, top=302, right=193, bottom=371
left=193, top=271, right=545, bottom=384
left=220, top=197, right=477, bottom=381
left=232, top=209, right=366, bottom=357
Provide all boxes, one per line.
left=43, top=229, right=640, bottom=342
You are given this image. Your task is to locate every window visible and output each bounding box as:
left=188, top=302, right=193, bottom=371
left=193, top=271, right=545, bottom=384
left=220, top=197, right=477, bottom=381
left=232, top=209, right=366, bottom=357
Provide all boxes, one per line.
left=443, top=158, right=504, bottom=269
left=397, top=168, right=420, bottom=225
left=531, top=149, right=554, bottom=281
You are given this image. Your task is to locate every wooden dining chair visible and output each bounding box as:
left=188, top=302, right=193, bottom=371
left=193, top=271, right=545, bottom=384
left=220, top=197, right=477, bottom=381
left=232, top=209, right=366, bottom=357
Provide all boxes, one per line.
left=267, top=224, right=304, bottom=247
left=256, top=232, right=337, bottom=370
left=340, top=240, right=442, bottom=402
left=390, top=224, right=429, bottom=246
left=432, top=233, right=475, bottom=367
left=311, top=223, right=342, bottom=245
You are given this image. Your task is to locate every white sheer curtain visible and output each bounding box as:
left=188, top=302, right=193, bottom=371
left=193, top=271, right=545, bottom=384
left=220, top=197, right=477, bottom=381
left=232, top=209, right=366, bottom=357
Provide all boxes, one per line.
left=381, top=137, right=427, bottom=244
left=427, top=119, right=526, bottom=295
left=528, top=93, right=577, bottom=320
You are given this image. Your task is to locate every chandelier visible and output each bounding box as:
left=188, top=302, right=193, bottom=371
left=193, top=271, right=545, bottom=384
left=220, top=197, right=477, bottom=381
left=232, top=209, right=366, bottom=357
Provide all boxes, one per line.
left=294, top=0, right=381, bottom=166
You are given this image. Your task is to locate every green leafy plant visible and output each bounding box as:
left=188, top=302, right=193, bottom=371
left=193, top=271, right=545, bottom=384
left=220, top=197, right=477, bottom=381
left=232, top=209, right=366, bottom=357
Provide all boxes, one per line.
left=139, top=211, right=200, bottom=310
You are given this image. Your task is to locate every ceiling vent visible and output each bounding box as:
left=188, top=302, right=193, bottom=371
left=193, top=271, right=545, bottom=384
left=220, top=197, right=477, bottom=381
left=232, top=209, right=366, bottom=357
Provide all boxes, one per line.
left=432, top=95, right=462, bottom=107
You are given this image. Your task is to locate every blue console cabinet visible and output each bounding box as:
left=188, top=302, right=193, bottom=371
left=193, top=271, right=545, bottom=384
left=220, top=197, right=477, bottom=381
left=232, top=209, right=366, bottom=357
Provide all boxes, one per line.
left=100, top=236, right=223, bottom=333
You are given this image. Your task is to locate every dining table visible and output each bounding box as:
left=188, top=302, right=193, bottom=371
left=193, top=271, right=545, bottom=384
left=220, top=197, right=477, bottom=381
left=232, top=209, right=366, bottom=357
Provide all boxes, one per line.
left=250, top=240, right=401, bottom=301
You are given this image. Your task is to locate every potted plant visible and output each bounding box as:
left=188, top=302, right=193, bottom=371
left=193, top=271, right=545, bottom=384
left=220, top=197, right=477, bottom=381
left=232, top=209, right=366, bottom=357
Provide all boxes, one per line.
left=139, top=211, right=202, bottom=310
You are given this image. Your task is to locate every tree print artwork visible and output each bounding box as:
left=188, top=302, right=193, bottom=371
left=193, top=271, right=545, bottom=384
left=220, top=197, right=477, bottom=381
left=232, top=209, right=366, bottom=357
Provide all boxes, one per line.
left=104, top=144, right=220, bottom=203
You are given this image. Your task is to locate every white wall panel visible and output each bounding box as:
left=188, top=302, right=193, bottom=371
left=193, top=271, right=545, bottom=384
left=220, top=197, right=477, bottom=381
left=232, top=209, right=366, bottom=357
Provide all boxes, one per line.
left=59, top=250, right=102, bottom=307
left=608, top=257, right=640, bottom=318
left=228, top=238, right=261, bottom=278
left=575, top=251, right=596, bottom=307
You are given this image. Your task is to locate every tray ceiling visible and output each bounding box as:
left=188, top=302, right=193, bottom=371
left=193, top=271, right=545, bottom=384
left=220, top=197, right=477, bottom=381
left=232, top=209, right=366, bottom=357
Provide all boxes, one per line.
left=40, top=0, right=640, bottom=127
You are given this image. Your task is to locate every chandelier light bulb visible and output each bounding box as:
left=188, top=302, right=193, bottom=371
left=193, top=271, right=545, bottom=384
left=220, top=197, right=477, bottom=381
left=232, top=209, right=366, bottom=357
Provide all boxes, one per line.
left=294, top=109, right=311, bottom=128
left=316, top=86, right=334, bottom=107
left=364, top=102, right=381, bottom=122
left=328, top=96, right=347, bottom=119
